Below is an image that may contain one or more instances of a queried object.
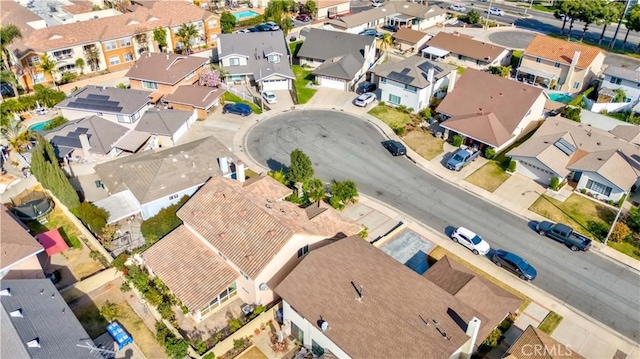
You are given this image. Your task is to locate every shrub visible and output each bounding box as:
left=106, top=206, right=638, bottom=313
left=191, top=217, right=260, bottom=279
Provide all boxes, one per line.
left=238, top=14, right=265, bottom=27
left=73, top=202, right=109, bottom=235
left=194, top=341, right=208, bottom=355
left=202, top=353, right=216, bottom=359
left=581, top=188, right=588, bottom=194
left=508, top=159, right=517, bottom=172
left=58, top=72, right=76, bottom=85
left=99, top=301, right=121, bottom=321
left=587, top=220, right=609, bottom=241
left=550, top=177, right=560, bottom=191
left=155, top=321, right=171, bottom=345
left=229, top=318, right=243, bottom=333
left=157, top=301, right=175, bottom=321
left=610, top=222, right=631, bottom=243
left=43, top=115, right=68, bottom=131
left=394, top=126, right=406, bottom=136
left=112, top=253, right=129, bottom=271
left=406, top=107, right=414, bottom=113
left=397, top=105, right=408, bottom=113
left=419, top=108, right=431, bottom=120
left=617, top=194, right=627, bottom=208
left=141, top=195, right=190, bottom=245
left=625, top=206, right=640, bottom=232
left=560, top=106, right=581, bottom=122
left=120, top=281, right=131, bottom=293
left=452, top=135, right=463, bottom=147
left=358, top=225, right=369, bottom=239
left=484, top=147, right=496, bottom=160
left=233, top=338, right=246, bottom=349
left=479, top=327, right=503, bottom=352
left=378, top=101, right=385, bottom=106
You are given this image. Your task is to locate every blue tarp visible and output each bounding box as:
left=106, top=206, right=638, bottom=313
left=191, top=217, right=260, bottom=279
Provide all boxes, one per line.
left=106, top=321, right=133, bottom=350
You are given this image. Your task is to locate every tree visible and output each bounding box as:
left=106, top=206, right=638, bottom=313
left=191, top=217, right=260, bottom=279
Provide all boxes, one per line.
left=304, top=178, right=326, bottom=206
left=487, top=65, right=511, bottom=78
left=268, top=169, right=289, bottom=185
left=265, top=0, right=296, bottom=35
left=83, top=44, right=102, bottom=71
left=153, top=27, right=168, bottom=52
left=165, top=337, right=189, bottom=359
left=625, top=206, right=640, bottom=232
left=0, top=25, right=22, bottom=72
left=73, top=201, right=109, bottom=235
left=559, top=0, right=582, bottom=37
left=609, top=222, right=631, bottom=243
left=38, top=54, right=59, bottom=86
left=330, top=180, right=358, bottom=210
left=287, top=149, right=314, bottom=185
left=577, top=0, right=605, bottom=42
left=199, top=69, right=221, bottom=87
left=560, top=106, right=581, bottom=122
left=305, top=0, right=317, bottom=18
left=176, top=23, right=199, bottom=55
left=30, top=136, right=80, bottom=209
left=613, top=88, right=627, bottom=103
left=74, top=58, right=85, bottom=75
left=625, top=4, right=640, bottom=49
left=379, top=33, right=393, bottom=52
left=221, top=11, right=237, bottom=33
left=465, top=9, right=481, bottom=25
left=0, top=117, right=29, bottom=152
left=100, top=301, right=121, bottom=321
left=280, top=16, right=294, bottom=36
left=597, top=3, right=621, bottom=45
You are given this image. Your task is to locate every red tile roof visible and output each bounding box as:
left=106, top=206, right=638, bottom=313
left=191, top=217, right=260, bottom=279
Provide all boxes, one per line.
left=524, top=35, right=603, bottom=69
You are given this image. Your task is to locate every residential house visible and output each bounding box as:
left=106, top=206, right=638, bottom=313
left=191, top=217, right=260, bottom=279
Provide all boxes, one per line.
left=126, top=52, right=210, bottom=101
left=423, top=256, right=523, bottom=342
left=503, top=325, right=585, bottom=359
left=437, top=69, right=547, bottom=152
left=326, top=3, right=446, bottom=34
left=0, top=207, right=45, bottom=280
left=599, top=65, right=640, bottom=104
left=4, top=1, right=221, bottom=89
left=55, top=86, right=152, bottom=129
left=316, top=0, right=351, bottom=20
left=422, top=32, right=511, bottom=69
left=516, top=35, right=605, bottom=93
left=134, top=107, right=197, bottom=146
left=610, top=124, right=640, bottom=146
left=392, top=27, right=431, bottom=53
left=370, top=55, right=457, bottom=113
left=275, top=236, right=485, bottom=359
left=296, top=29, right=376, bottom=91
left=93, top=136, right=237, bottom=221
left=142, top=175, right=361, bottom=322
left=508, top=116, right=640, bottom=202
left=217, top=31, right=295, bottom=91
left=0, top=279, right=104, bottom=359
left=163, top=85, right=225, bottom=119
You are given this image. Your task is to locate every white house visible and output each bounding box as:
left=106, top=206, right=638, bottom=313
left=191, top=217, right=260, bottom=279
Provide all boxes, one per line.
left=370, top=56, right=457, bottom=113
left=315, top=0, right=351, bottom=20
left=422, top=32, right=511, bottom=70
left=326, top=3, right=446, bottom=34
left=600, top=65, right=640, bottom=103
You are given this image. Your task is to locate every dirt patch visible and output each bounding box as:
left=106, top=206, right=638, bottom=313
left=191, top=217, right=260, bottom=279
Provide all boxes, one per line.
left=403, top=129, right=445, bottom=161
left=238, top=346, right=268, bottom=359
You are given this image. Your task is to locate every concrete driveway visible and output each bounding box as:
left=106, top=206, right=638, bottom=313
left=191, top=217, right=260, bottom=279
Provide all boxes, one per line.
left=307, top=87, right=376, bottom=115
left=493, top=173, right=546, bottom=212
left=264, top=90, right=294, bottom=112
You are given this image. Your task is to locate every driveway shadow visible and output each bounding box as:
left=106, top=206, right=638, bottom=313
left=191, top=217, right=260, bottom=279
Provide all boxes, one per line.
left=439, top=151, right=454, bottom=167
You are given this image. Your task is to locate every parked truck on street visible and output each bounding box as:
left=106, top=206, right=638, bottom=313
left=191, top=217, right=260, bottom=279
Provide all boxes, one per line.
left=446, top=146, right=481, bottom=171
left=535, top=221, right=592, bottom=251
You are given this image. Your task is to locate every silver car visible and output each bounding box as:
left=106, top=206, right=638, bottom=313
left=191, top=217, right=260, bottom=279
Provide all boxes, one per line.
left=262, top=91, right=277, bottom=104
left=354, top=93, right=376, bottom=107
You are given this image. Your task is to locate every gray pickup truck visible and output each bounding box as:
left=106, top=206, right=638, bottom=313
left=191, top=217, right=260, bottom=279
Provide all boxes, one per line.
left=446, top=146, right=481, bottom=171
left=536, top=221, right=592, bottom=252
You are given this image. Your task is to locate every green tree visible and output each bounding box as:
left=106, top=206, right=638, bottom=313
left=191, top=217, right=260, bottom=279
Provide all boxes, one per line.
left=176, top=23, right=199, bottom=55
left=577, top=0, right=605, bottom=42
left=597, top=3, right=621, bottom=45
left=330, top=180, right=358, bottom=210
left=379, top=32, right=393, bottom=52
left=613, top=88, right=627, bottom=103
left=38, top=54, right=59, bottom=86
left=558, top=0, right=582, bottom=37
left=560, top=106, right=581, bottom=122
left=268, top=169, right=289, bottom=186
left=153, top=27, right=168, bottom=52
left=265, top=0, right=296, bottom=35
left=74, top=58, right=85, bottom=75
left=624, top=5, right=640, bottom=49
left=221, top=11, right=237, bottom=33
left=280, top=16, right=294, bottom=36
left=465, top=9, right=481, bottom=25
left=487, top=65, right=511, bottom=78
left=0, top=116, right=28, bottom=152
left=287, top=149, right=314, bottom=188
left=165, top=337, right=189, bottom=359
left=73, top=201, right=109, bottom=234
left=99, top=301, right=121, bottom=321
left=0, top=25, right=22, bottom=72
left=305, top=0, right=317, bottom=18
left=140, top=195, right=189, bottom=245
left=304, top=177, right=326, bottom=206
left=625, top=206, right=640, bottom=232
left=29, top=136, right=80, bottom=209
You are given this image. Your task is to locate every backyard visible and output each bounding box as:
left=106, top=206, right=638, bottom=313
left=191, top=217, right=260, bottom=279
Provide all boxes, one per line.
left=291, top=65, right=316, bottom=104
left=403, top=129, right=444, bottom=160
left=238, top=346, right=268, bottom=359
left=465, top=161, right=511, bottom=192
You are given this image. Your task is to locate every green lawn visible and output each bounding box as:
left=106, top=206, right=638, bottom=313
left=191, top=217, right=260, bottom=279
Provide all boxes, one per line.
left=224, top=91, right=262, bottom=114
left=530, top=4, right=556, bottom=13
left=538, top=312, right=563, bottom=334
left=289, top=40, right=303, bottom=57
left=367, top=104, right=412, bottom=130
left=607, top=241, right=640, bottom=261
left=292, top=65, right=317, bottom=104
left=465, top=161, right=511, bottom=193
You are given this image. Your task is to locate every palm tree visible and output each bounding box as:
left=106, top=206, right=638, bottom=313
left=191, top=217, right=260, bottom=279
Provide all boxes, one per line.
left=0, top=25, right=22, bottom=72
left=0, top=69, right=18, bottom=102
left=378, top=33, right=393, bottom=52
left=38, top=54, right=59, bottom=87
left=176, top=23, right=199, bottom=55
left=304, top=178, right=326, bottom=207
left=83, top=44, right=102, bottom=71
left=1, top=117, right=30, bottom=153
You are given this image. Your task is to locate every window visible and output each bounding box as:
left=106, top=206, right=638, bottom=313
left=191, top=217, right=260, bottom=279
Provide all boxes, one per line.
left=169, top=194, right=179, bottom=200
left=297, top=245, right=309, bottom=258
left=572, top=82, right=580, bottom=89
left=380, top=77, right=387, bottom=84
left=554, top=62, right=560, bottom=68
left=210, top=33, right=218, bottom=42
left=32, top=72, right=45, bottom=84
left=119, top=39, right=132, bottom=47
left=123, top=52, right=134, bottom=62
left=200, top=282, right=237, bottom=317
left=388, top=94, right=401, bottom=105
left=109, top=56, right=120, bottom=65
left=142, top=81, right=158, bottom=90
left=229, top=57, right=240, bottom=66
left=610, top=77, right=622, bottom=85
left=586, top=179, right=612, bottom=197
left=105, top=41, right=117, bottom=50
left=53, top=49, right=73, bottom=60
left=240, top=271, right=249, bottom=280
left=117, top=115, right=132, bottom=123
left=404, top=84, right=417, bottom=93
left=312, top=341, right=325, bottom=357
left=208, top=20, right=218, bottom=28
left=535, top=57, right=541, bottom=63
left=268, top=54, right=280, bottom=63
left=27, top=56, right=40, bottom=67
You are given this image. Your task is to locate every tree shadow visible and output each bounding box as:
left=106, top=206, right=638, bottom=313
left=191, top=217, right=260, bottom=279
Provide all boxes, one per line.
left=266, top=158, right=288, bottom=172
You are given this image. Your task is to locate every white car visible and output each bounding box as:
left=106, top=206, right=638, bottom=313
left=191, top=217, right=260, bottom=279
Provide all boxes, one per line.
left=234, top=29, right=251, bottom=33
left=265, top=21, right=280, bottom=31
left=449, top=4, right=466, bottom=12
left=486, top=7, right=505, bottom=16
left=262, top=91, right=277, bottom=104
left=354, top=92, right=376, bottom=107
left=372, top=1, right=383, bottom=7
left=559, top=14, right=572, bottom=21
left=451, top=227, right=491, bottom=255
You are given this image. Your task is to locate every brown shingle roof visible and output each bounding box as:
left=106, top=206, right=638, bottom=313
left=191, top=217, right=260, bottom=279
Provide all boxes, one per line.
left=143, top=225, right=238, bottom=311
left=393, top=27, right=430, bottom=45
left=1, top=1, right=40, bottom=38
left=164, top=85, right=224, bottom=109
left=275, top=236, right=483, bottom=359
left=524, top=35, right=603, bottom=69
left=426, top=32, right=507, bottom=62
left=423, top=256, right=522, bottom=342
left=0, top=206, right=44, bottom=271
left=126, top=52, right=208, bottom=85
left=438, top=69, right=544, bottom=147
left=610, top=124, right=640, bottom=145
left=505, top=325, right=586, bottom=359
left=177, top=176, right=361, bottom=278
left=62, top=1, right=94, bottom=15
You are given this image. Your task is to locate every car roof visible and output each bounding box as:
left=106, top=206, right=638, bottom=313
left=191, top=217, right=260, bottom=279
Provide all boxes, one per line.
left=554, top=223, right=572, bottom=232
left=456, top=227, right=478, bottom=239
left=501, top=251, right=524, bottom=264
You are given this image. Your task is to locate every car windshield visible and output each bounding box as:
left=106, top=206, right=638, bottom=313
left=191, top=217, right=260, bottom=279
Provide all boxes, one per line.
left=453, top=154, right=464, bottom=161
left=357, top=94, right=368, bottom=100
left=265, top=93, right=275, bottom=98
left=471, top=235, right=482, bottom=245
left=518, top=259, right=530, bottom=270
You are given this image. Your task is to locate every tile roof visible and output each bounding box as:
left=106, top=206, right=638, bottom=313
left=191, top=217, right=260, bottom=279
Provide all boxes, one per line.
left=316, top=0, right=350, bottom=9
left=504, top=325, right=585, bottom=359
left=113, top=130, right=151, bottom=152
left=56, top=86, right=152, bottom=116
left=275, top=236, right=483, bottom=359
left=62, top=1, right=94, bottom=15
left=134, top=107, right=193, bottom=136
left=126, top=52, right=208, bottom=85
left=423, top=256, right=522, bottom=342
left=0, top=206, right=44, bottom=271
left=604, top=65, right=640, bottom=83
left=610, top=124, right=640, bottom=145
left=143, top=225, right=238, bottom=311
left=0, top=1, right=41, bottom=40
left=371, top=55, right=457, bottom=89
left=163, top=85, right=224, bottom=109
left=94, top=136, right=236, bottom=204
left=177, top=176, right=361, bottom=278
left=46, top=115, right=130, bottom=155
left=393, top=27, right=430, bottom=44
left=437, top=69, right=544, bottom=147
left=425, top=32, right=507, bottom=63
left=524, top=35, right=604, bottom=69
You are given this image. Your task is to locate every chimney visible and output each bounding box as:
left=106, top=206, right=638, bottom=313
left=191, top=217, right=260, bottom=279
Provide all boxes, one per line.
left=78, top=133, right=92, bottom=161
left=218, top=157, right=229, bottom=174
left=460, top=317, right=482, bottom=359
left=427, top=67, right=435, bottom=98
left=165, top=53, right=169, bottom=60
left=236, top=160, right=245, bottom=182
left=565, top=51, right=581, bottom=92
left=364, top=44, right=370, bottom=58
left=447, top=69, right=457, bottom=94
left=216, top=37, right=222, bottom=51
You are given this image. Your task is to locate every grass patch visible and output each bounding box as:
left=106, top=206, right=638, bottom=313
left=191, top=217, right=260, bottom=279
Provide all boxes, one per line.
left=511, top=50, right=523, bottom=68
left=604, top=111, right=640, bottom=125
left=530, top=4, right=556, bottom=13
left=224, top=91, right=262, bottom=114
left=25, top=206, right=83, bottom=249
left=73, top=302, right=109, bottom=338
left=538, top=311, right=563, bottom=334
left=607, top=241, right=640, bottom=261
left=292, top=65, right=317, bottom=104
left=465, top=161, right=511, bottom=192
left=244, top=168, right=260, bottom=179
left=547, top=33, right=640, bottom=59
left=367, top=104, right=412, bottom=130
left=238, top=346, right=268, bottom=359
left=403, top=129, right=444, bottom=160
left=289, top=40, right=303, bottom=57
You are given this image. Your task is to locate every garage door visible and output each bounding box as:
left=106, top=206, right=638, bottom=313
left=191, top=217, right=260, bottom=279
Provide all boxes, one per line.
left=319, top=77, right=346, bottom=90
left=262, top=79, right=290, bottom=91
left=517, top=160, right=553, bottom=185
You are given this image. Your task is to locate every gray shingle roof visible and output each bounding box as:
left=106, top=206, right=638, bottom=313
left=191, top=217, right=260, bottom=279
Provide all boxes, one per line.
left=218, top=31, right=294, bottom=80
left=0, top=279, right=102, bottom=359
left=46, top=115, right=129, bottom=155
left=371, top=55, right=457, bottom=88
left=604, top=65, right=640, bottom=83
left=134, top=107, right=192, bottom=136
left=56, top=86, right=152, bottom=116
left=327, top=3, right=445, bottom=29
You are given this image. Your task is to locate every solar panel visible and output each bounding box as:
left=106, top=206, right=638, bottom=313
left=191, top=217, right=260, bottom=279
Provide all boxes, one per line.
left=86, top=94, right=109, bottom=101
left=71, top=128, right=89, bottom=135
left=66, top=101, right=123, bottom=113
left=554, top=138, right=576, bottom=156
left=387, top=71, right=414, bottom=84
left=50, top=135, right=82, bottom=148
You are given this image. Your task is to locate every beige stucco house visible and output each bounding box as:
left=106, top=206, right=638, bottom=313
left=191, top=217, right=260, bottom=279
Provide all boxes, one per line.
left=315, top=0, right=351, bottom=20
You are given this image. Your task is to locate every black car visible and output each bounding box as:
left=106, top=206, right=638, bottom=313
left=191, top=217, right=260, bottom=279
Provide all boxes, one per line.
left=382, top=140, right=406, bottom=156
left=381, top=24, right=399, bottom=32
left=223, top=103, right=253, bottom=117
left=491, top=249, right=537, bottom=281
left=356, top=81, right=377, bottom=95
left=256, top=24, right=272, bottom=32
left=248, top=27, right=261, bottom=32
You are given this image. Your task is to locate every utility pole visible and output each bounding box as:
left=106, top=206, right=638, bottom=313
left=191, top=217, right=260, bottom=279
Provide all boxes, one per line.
left=609, top=0, right=632, bottom=50
left=259, top=68, right=264, bottom=112
left=484, top=0, right=494, bottom=30
left=604, top=200, right=626, bottom=245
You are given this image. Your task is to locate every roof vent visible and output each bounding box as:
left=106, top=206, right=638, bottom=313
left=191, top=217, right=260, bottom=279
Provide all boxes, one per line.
left=0, top=289, right=10, bottom=296
left=26, top=339, right=40, bottom=348
left=10, top=309, right=23, bottom=317
left=318, top=319, right=329, bottom=331
left=266, top=202, right=272, bottom=209
left=172, top=158, right=178, bottom=162
left=596, top=142, right=601, bottom=146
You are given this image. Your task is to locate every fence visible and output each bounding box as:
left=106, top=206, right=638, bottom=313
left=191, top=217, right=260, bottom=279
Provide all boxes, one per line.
left=584, top=97, right=633, bottom=113
left=220, top=83, right=253, bottom=101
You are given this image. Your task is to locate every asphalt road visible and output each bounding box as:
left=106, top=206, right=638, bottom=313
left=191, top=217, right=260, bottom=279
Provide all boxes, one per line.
left=246, top=110, right=640, bottom=342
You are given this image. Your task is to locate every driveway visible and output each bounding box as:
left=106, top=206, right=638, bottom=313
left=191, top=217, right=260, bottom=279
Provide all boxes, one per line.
left=492, top=173, right=546, bottom=212
left=307, top=87, right=375, bottom=115
left=264, top=90, right=294, bottom=112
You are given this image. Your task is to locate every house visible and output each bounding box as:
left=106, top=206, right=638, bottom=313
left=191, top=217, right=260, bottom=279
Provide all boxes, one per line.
left=142, top=175, right=361, bottom=322
left=275, top=236, right=485, bottom=359
left=55, top=86, right=152, bottom=129
left=93, top=136, right=237, bottom=221
left=504, top=325, right=585, bottom=359
left=610, top=124, right=640, bottom=146
left=0, top=279, right=104, bottom=359
left=296, top=29, right=376, bottom=91
left=370, top=55, right=457, bottom=112
left=508, top=116, right=640, bottom=202
left=126, top=52, right=210, bottom=99
left=163, top=85, right=225, bottom=120
left=423, top=256, right=523, bottom=343
left=326, top=3, right=446, bottom=34
left=315, top=0, right=351, bottom=20
left=599, top=65, right=640, bottom=104
left=422, top=32, right=511, bottom=69
left=134, top=107, right=197, bottom=146
left=217, top=31, right=295, bottom=91
left=437, top=69, right=547, bottom=152
left=392, top=27, right=431, bottom=53
left=0, top=207, right=45, bottom=280
left=516, top=35, right=605, bottom=93
left=4, top=0, right=221, bottom=89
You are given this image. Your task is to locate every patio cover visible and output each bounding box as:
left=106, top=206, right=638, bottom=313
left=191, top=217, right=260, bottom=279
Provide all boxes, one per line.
left=388, top=13, right=415, bottom=22
left=93, top=190, right=141, bottom=224
left=517, top=66, right=556, bottom=79
left=35, top=228, right=69, bottom=256
left=422, top=46, right=450, bottom=58
left=114, top=131, right=150, bottom=152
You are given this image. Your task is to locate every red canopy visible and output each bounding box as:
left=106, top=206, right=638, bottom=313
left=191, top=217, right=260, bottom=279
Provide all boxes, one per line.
left=35, top=228, right=69, bottom=256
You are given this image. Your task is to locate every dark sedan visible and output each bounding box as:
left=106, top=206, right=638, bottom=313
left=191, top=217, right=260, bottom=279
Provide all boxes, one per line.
left=296, top=14, right=311, bottom=22
left=223, top=103, right=252, bottom=117
left=382, top=140, right=406, bottom=156
left=356, top=81, right=377, bottom=95
left=256, top=24, right=272, bottom=32
left=381, top=24, right=399, bottom=32
left=491, top=249, right=537, bottom=281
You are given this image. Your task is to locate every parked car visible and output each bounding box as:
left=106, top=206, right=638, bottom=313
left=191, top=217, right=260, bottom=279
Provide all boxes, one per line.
left=262, top=91, right=278, bottom=104
left=234, top=29, right=251, bottom=33
left=381, top=24, right=399, bottom=32
left=492, top=250, right=537, bottom=281
left=451, top=227, right=490, bottom=255
left=372, top=1, right=383, bottom=7
left=222, top=103, right=252, bottom=116
left=264, top=21, right=280, bottom=31
left=296, top=14, right=311, bottom=22
left=559, top=14, right=572, bottom=21
left=486, top=7, right=505, bottom=16
left=359, top=28, right=382, bottom=38
left=356, top=81, right=377, bottom=94
left=248, top=27, right=261, bottom=32
left=448, top=4, right=466, bottom=12
left=536, top=221, right=592, bottom=252
left=354, top=92, right=376, bottom=107
left=256, top=24, right=272, bottom=32
left=382, top=140, right=406, bottom=156
left=445, top=146, right=480, bottom=171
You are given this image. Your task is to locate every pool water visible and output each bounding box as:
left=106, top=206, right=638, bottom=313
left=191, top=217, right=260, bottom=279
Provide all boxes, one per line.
left=29, top=120, right=53, bottom=131
left=547, top=93, right=574, bottom=104
left=234, top=10, right=259, bottom=21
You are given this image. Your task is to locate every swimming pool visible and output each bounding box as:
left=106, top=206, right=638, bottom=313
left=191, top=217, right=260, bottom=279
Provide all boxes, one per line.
left=234, top=10, right=259, bottom=21
left=547, top=92, right=574, bottom=104
left=29, top=120, right=53, bottom=131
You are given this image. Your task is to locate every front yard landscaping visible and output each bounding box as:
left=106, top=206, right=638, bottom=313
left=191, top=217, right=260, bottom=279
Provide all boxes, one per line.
left=465, top=161, right=511, bottom=192
left=538, top=311, right=564, bottom=335
left=368, top=104, right=413, bottom=131
left=224, top=91, right=262, bottom=114
left=403, top=129, right=445, bottom=161
left=291, top=65, right=316, bottom=104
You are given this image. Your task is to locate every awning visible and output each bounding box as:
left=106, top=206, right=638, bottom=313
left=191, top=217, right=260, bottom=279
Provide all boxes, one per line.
left=93, top=190, right=141, bottom=224
left=388, top=13, right=415, bottom=22
left=422, top=46, right=450, bottom=58
left=35, top=228, right=69, bottom=256
left=517, top=66, right=556, bottom=79
left=114, top=131, right=150, bottom=152
left=598, top=87, right=616, bottom=97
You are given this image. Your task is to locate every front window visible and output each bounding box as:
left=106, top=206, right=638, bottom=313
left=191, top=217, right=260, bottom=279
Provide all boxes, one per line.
left=297, top=245, right=309, bottom=258
left=27, top=56, right=40, bottom=67
left=169, top=194, right=179, bottom=200
left=119, top=38, right=132, bottom=47
left=53, top=49, right=73, bottom=60
left=268, top=54, right=280, bottom=63
left=32, top=72, right=45, bottom=84
left=58, top=64, right=76, bottom=73
left=229, top=58, right=240, bottom=66
left=388, top=94, right=401, bottom=105
left=535, top=57, right=541, bottom=63
left=142, top=81, right=158, bottom=89
left=586, top=179, right=612, bottom=197
left=610, top=77, right=622, bottom=85
left=208, top=20, right=218, bottom=28
left=123, top=52, right=134, bottom=62
left=404, top=84, right=417, bottom=93
left=210, top=33, right=218, bottom=42
left=105, top=41, right=117, bottom=50
left=109, top=56, right=121, bottom=66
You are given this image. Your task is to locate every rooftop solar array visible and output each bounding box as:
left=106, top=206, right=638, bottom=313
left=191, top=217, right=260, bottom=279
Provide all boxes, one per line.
left=66, top=95, right=123, bottom=113
left=388, top=70, right=415, bottom=84
left=554, top=138, right=576, bottom=156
